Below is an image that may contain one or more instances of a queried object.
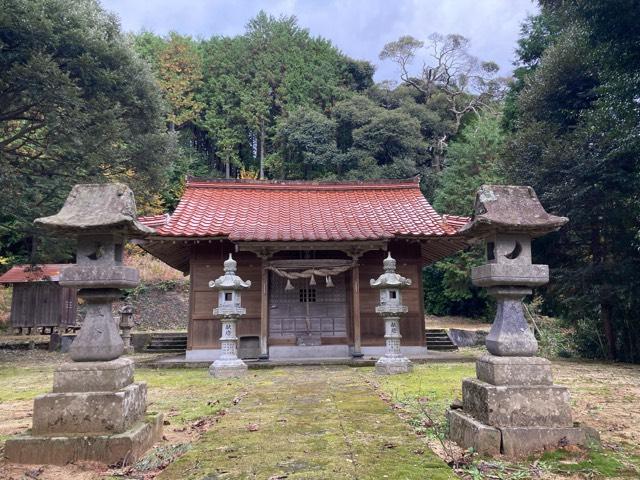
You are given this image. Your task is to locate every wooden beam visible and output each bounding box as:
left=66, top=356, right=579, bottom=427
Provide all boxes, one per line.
left=259, top=258, right=269, bottom=359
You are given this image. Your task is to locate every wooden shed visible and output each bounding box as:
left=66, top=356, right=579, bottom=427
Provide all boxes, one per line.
left=0, top=264, right=78, bottom=334
left=139, top=177, right=469, bottom=361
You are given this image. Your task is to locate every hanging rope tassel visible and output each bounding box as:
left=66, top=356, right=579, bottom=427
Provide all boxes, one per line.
left=285, top=279, right=294, bottom=291
left=309, top=274, right=317, bottom=286
left=326, top=276, right=334, bottom=288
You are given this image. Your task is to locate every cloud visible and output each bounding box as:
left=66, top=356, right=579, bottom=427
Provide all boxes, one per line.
left=101, top=0, right=538, bottom=81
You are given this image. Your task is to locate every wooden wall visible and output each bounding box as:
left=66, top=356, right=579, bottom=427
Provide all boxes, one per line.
left=187, top=240, right=425, bottom=350
left=188, top=242, right=262, bottom=349
left=10, top=283, right=77, bottom=328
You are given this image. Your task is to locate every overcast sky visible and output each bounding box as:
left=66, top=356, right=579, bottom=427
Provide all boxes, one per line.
left=101, top=0, right=538, bottom=82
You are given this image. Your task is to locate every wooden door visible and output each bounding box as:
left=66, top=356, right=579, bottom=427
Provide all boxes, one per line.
left=268, top=272, right=347, bottom=340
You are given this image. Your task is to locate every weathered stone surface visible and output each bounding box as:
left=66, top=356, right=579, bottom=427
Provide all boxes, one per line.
left=462, top=378, right=573, bottom=427
left=210, top=359, right=248, bottom=378
left=476, top=355, right=552, bottom=386
left=447, top=329, right=487, bottom=347
left=501, top=425, right=600, bottom=457
left=60, top=265, right=139, bottom=289
left=34, top=183, right=153, bottom=236
left=375, top=356, right=413, bottom=375
left=32, top=383, right=147, bottom=435
left=472, top=263, right=549, bottom=288
left=460, top=185, right=569, bottom=238
left=69, top=289, right=124, bottom=362
left=447, top=410, right=501, bottom=456
left=4, top=413, right=163, bottom=465
left=53, top=358, right=134, bottom=393
left=485, top=287, right=538, bottom=357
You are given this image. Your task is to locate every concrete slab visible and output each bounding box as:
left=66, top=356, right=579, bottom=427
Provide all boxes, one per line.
left=500, top=425, right=600, bottom=457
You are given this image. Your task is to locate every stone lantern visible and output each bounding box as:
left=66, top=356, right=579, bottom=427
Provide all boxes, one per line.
left=208, top=254, right=251, bottom=378
left=447, top=185, right=598, bottom=456
left=119, top=304, right=135, bottom=355
left=4, top=184, right=162, bottom=465
left=370, top=252, right=413, bottom=374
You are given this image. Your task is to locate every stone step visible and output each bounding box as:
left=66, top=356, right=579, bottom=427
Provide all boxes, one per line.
left=425, top=329, right=458, bottom=351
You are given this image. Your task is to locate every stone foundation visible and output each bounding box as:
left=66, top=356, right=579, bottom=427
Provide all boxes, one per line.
left=448, top=354, right=598, bottom=456
left=375, top=356, right=413, bottom=375
left=4, top=358, right=162, bottom=465
left=209, top=358, right=248, bottom=378
left=5, top=413, right=163, bottom=465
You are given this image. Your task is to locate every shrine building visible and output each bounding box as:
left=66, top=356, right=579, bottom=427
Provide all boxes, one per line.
left=139, top=177, right=468, bottom=361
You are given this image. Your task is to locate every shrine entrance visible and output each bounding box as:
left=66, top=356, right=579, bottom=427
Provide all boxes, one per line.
left=267, top=260, right=349, bottom=346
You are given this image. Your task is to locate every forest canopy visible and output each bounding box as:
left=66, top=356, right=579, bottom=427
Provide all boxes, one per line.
left=2, top=0, right=639, bottom=362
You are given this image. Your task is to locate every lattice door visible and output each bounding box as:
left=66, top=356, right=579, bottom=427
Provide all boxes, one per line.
left=268, top=272, right=347, bottom=338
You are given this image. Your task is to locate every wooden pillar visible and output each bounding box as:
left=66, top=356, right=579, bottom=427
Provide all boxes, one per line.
left=259, top=259, right=269, bottom=359
left=351, top=260, right=363, bottom=358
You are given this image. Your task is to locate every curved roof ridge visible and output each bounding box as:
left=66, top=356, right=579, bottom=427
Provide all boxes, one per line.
left=185, top=176, right=421, bottom=190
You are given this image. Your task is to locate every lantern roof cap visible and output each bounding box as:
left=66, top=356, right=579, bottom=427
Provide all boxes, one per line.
left=370, top=253, right=412, bottom=288
left=35, top=184, right=153, bottom=237
left=209, top=254, right=252, bottom=290
left=460, top=185, right=568, bottom=239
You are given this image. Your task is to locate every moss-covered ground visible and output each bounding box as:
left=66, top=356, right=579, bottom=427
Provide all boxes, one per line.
left=159, top=366, right=455, bottom=479
left=0, top=356, right=639, bottom=479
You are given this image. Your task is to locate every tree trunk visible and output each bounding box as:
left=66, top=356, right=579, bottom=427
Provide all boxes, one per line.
left=600, top=301, right=616, bottom=360
left=259, top=119, right=265, bottom=180
left=225, top=161, right=230, bottom=179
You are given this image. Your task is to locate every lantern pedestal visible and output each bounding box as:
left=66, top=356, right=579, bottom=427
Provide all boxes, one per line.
left=375, top=315, right=412, bottom=375
left=4, top=358, right=163, bottom=465
left=448, top=354, right=598, bottom=456
left=209, top=317, right=247, bottom=378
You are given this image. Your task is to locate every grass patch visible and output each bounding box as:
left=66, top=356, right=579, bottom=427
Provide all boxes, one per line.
left=0, top=365, right=52, bottom=401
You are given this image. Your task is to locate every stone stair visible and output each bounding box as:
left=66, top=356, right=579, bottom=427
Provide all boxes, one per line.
left=425, top=329, right=458, bottom=351
left=145, top=332, right=188, bottom=353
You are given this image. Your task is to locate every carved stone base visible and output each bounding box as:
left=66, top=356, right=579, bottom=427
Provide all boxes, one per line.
left=209, top=358, right=248, bottom=378
left=375, top=356, right=413, bottom=375
left=448, top=354, right=599, bottom=456
left=448, top=409, right=596, bottom=457
left=4, top=413, right=163, bottom=465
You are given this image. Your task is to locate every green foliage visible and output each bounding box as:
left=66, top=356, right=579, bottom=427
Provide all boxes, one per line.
left=0, top=0, right=176, bottom=266
left=424, top=114, right=507, bottom=318
left=506, top=0, right=640, bottom=362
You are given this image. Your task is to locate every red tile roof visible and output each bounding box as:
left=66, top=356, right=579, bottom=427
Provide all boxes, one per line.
left=140, top=178, right=468, bottom=242
left=0, top=264, right=71, bottom=284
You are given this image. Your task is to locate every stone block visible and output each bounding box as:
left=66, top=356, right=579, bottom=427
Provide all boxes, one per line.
left=375, top=357, right=413, bottom=375
left=462, top=378, right=572, bottom=427
left=53, top=358, right=134, bottom=393
left=472, top=263, right=548, bottom=288
left=4, top=413, right=163, bottom=465
left=476, top=355, right=553, bottom=386
left=500, top=425, right=600, bottom=457
left=210, top=360, right=248, bottom=378
left=447, top=409, right=501, bottom=455
left=32, top=383, right=147, bottom=435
